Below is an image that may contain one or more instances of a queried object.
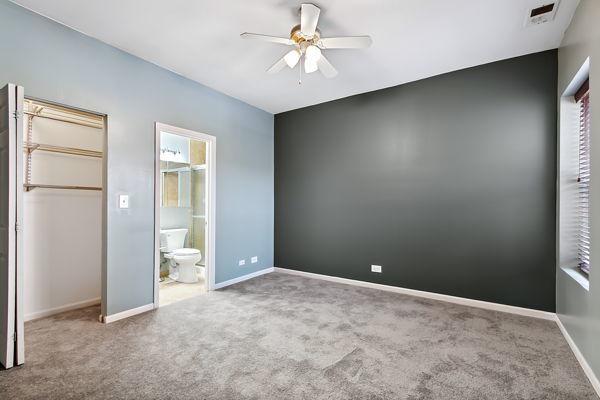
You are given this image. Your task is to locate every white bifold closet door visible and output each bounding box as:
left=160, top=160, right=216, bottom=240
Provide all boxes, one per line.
left=0, top=83, right=24, bottom=369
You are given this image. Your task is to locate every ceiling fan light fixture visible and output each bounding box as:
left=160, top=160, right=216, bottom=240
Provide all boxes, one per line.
left=305, top=45, right=321, bottom=62
left=305, top=58, right=318, bottom=73
left=284, top=49, right=301, bottom=68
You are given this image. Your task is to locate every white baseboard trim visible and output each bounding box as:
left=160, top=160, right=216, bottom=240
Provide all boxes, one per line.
left=102, top=303, right=154, bottom=324
left=214, top=267, right=274, bottom=289
left=274, top=267, right=556, bottom=321
left=555, top=315, right=600, bottom=396
left=25, top=297, right=101, bottom=322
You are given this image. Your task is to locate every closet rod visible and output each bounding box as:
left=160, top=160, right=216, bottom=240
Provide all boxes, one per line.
left=24, top=142, right=103, bottom=158
left=23, top=111, right=103, bottom=130
left=24, top=184, right=102, bottom=192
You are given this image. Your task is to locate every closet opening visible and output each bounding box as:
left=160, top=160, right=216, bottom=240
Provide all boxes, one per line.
left=23, top=97, right=106, bottom=322
left=154, top=123, right=216, bottom=308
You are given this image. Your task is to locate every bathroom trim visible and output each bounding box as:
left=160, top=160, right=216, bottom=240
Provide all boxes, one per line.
left=153, top=122, right=217, bottom=308
left=214, top=267, right=274, bottom=289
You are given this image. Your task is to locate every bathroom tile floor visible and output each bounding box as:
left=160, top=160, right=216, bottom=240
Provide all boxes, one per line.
left=159, top=274, right=206, bottom=306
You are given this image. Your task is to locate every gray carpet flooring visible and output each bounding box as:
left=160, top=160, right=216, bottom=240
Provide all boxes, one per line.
left=0, top=272, right=597, bottom=399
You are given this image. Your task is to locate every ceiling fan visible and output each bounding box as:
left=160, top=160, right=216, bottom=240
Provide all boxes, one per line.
left=241, top=3, right=372, bottom=79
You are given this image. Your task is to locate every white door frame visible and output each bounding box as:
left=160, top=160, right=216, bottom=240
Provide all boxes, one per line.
left=0, top=83, right=24, bottom=368
left=154, top=122, right=216, bottom=308
left=14, top=86, right=24, bottom=365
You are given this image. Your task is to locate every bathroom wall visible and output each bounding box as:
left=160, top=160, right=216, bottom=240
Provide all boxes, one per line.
left=275, top=50, right=558, bottom=311
left=0, top=0, right=274, bottom=317
left=160, top=208, right=192, bottom=236
left=557, top=0, right=600, bottom=384
left=23, top=109, right=102, bottom=320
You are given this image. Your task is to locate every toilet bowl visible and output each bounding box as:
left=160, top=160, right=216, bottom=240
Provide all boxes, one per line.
left=160, top=228, right=202, bottom=284
left=164, top=248, right=202, bottom=283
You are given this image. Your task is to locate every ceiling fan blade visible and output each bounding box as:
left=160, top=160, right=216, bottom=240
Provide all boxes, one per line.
left=300, top=3, right=320, bottom=37
left=267, top=55, right=288, bottom=74
left=317, top=55, right=338, bottom=78
left=318, top=36, right=373, bottom=49
left=240, top=33, right=294, bottom=46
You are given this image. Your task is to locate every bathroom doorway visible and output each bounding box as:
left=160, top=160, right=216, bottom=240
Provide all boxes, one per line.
left=154, top=123, right=216, bottom=308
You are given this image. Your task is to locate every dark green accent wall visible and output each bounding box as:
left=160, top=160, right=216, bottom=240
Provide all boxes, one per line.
left=275, top=50, right=558, bottom=312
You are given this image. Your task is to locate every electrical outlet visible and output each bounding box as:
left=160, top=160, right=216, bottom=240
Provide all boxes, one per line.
left=371, top=265, right=382, bottom=273
left=251, top=256, right=258, bottom=264
left=238, top=259, right=246, bottom=266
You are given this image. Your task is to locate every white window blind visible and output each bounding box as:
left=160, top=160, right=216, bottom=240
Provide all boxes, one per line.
left=576, top=79, right=591, bottom=275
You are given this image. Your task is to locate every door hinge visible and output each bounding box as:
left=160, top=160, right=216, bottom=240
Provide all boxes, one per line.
left=15, top=222, right=20, bottom=232
left=13, top=333, right=17, bottom=342
left=13, top=110, right=23, bottom=119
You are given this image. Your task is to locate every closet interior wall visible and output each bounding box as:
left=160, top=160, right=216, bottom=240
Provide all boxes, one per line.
left=23, top=98, right=104, bottom=321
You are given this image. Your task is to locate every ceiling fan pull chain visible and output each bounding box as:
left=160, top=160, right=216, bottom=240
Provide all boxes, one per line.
left=299, top=56, right=303, bottom=85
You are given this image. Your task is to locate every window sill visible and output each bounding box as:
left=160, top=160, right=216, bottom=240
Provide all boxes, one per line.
left=561, top=266, right=590, bottom=291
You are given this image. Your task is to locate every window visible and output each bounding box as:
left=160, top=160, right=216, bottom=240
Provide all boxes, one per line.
left=576, top=79, right=591, bottom=275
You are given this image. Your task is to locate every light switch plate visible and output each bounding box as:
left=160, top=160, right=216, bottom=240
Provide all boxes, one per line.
left=371, top=265, right=382, bottom=273
left=251, top=256, right=258, bottom=263
left=239, top=259, right=246, bottom=266
left=119, top=195, right=129, bottom=209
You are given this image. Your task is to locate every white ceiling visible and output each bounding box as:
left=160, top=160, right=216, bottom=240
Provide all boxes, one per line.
left=12, top=0, right=579, bottom=114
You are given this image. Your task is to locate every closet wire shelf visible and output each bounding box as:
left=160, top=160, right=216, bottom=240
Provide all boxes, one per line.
left=23, top=100, right=104, bottom=192
left=23, top=184, right=102, bottom=191
left=23, top=142, right=103, bottom=191
left=24, top=142, right=102, bottom=158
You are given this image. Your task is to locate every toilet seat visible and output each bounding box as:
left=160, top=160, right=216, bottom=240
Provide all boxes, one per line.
left=164, top=248, right=200, bottom=259
left=172, top=248, right=200, bottom=256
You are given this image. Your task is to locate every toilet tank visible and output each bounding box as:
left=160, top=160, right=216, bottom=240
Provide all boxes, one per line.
left=160, top=228, right=188, bottom=252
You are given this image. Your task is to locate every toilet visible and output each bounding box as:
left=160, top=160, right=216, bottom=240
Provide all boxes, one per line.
left=159, top=228, right=202, bottom=283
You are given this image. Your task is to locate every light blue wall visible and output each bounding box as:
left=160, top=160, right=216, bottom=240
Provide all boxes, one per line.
left=0, top=1, right=274, bottom=315
left=557, top=0, right=600, bottom=384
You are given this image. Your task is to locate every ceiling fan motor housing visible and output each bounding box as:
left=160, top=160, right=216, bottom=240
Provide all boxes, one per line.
left=291, top=24, right=321, bottom=46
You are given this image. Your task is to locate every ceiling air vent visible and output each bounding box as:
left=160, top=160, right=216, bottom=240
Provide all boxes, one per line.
left=525, top=2, right=559, bottom=26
